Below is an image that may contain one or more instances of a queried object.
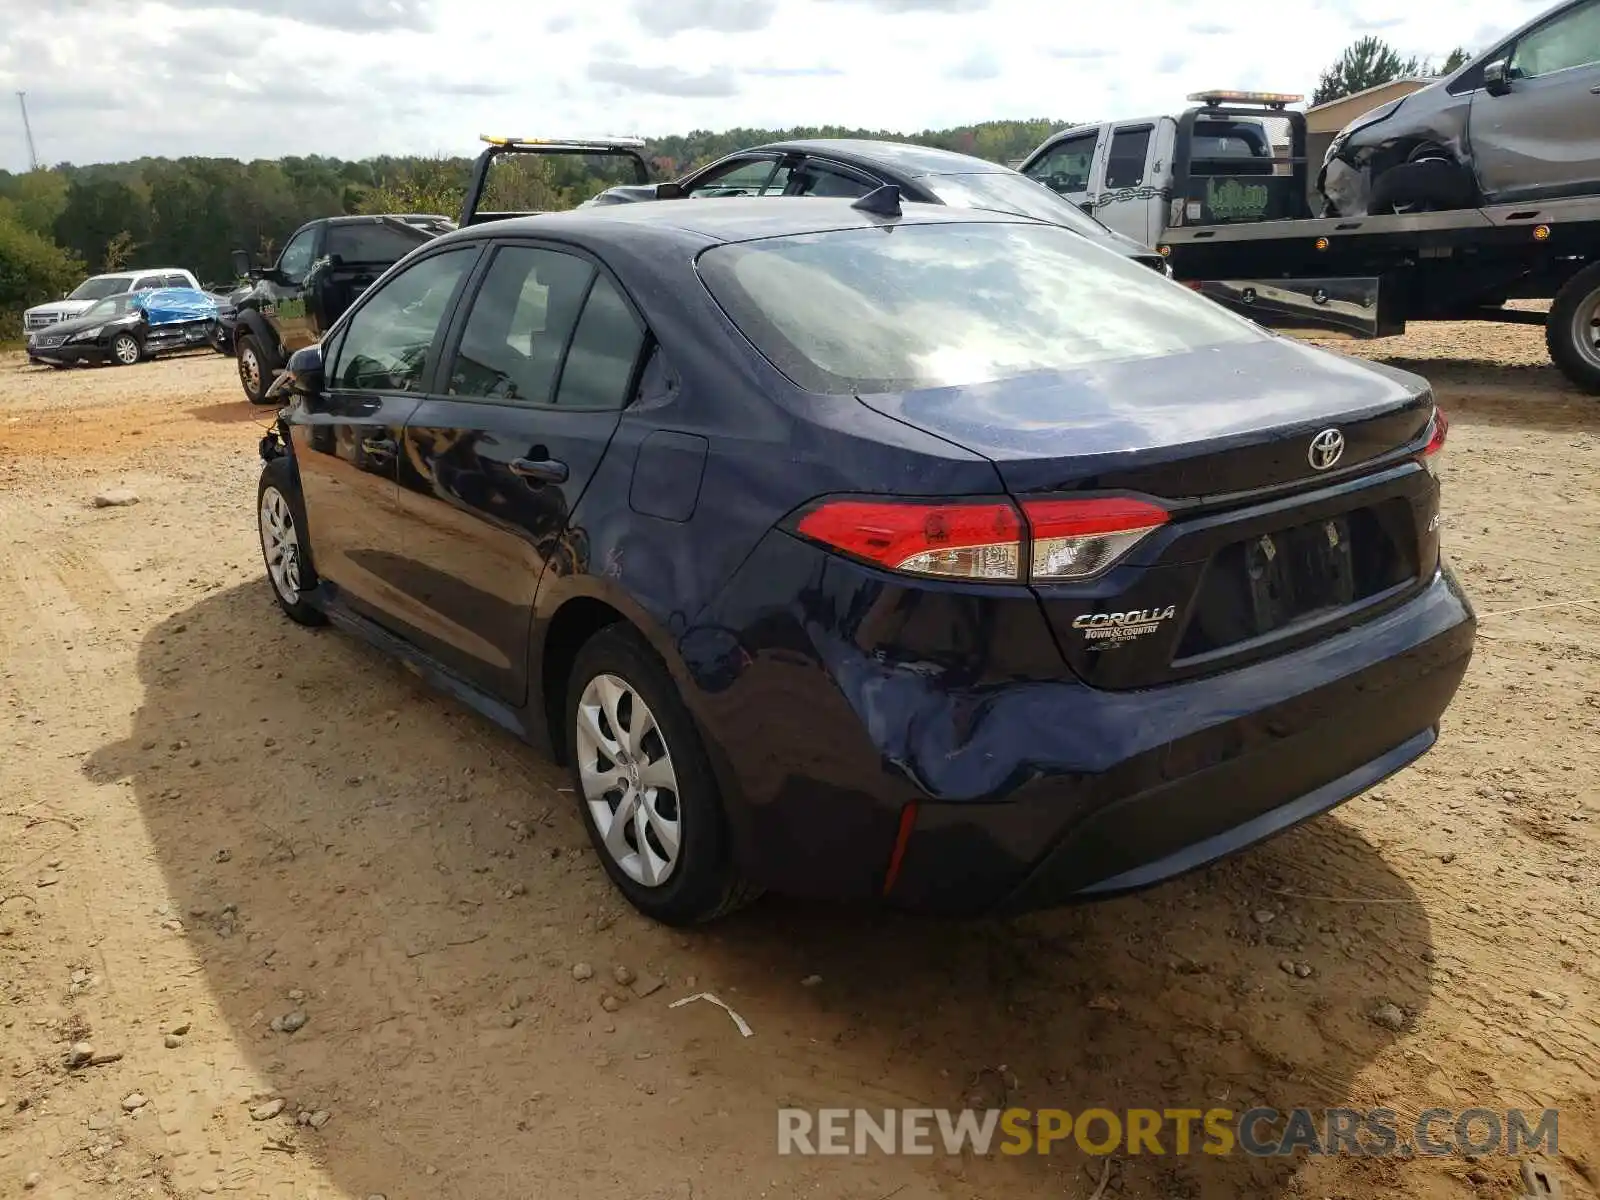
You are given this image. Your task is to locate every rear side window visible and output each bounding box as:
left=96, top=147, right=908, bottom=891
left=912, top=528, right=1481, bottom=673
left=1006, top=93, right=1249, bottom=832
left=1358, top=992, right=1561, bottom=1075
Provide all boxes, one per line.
left=697, top=221, right=1260, bottom=395
left=327, top=222, right=427, bottom=263
left=447, top=245, right=596, bottom=405
left=1105, top=126, right=1152, bottom=189
left=789, top=161, right=875, bottom=198
left=555, top=275, right=647, bottom=408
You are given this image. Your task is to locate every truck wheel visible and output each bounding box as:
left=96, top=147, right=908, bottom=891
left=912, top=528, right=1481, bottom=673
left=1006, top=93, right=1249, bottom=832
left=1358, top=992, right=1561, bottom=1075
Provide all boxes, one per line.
left=1367, top=158, right=1474, bottom=215
left=1546, top=262, right=1600, bottom=395
left=238, top=332, right=282, bottom=404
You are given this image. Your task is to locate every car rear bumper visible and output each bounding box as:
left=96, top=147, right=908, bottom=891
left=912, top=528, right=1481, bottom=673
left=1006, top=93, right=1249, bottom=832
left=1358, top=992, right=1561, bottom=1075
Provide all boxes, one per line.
left=685, top=543, right=1475, bottom=914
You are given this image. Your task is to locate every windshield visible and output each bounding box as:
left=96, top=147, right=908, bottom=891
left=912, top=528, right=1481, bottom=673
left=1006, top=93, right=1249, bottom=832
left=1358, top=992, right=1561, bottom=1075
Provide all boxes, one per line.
left=83, top=295, right=136, bottom=321
left=698, top=220, right=1261, bottom=395
left=67, top=276, right=133, bottom=301
left=921, top=171, right=1114, bottom=238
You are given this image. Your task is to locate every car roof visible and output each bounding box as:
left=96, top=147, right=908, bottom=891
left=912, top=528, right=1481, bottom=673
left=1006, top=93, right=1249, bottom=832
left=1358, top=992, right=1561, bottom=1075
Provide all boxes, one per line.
left=440, top=196, right=1036, bottom=246
left=753, top=139, right=1012, bottom=178
left=93, top=267, right=191, bottom=280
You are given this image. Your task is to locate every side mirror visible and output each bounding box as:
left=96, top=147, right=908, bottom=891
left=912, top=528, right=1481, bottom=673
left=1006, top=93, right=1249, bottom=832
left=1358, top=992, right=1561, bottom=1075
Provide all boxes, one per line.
left=1483, top=59, right=1513, bottom=96
left=231, top=248, right=254, bottom=279
left=266, top=343, right=325, bottom=404
left=655, top=180, right=686, bottom=200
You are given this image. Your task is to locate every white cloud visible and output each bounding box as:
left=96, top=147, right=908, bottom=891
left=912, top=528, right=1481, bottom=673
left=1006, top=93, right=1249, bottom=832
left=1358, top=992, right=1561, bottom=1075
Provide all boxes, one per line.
left=0, top=0, right=1535, bottom=170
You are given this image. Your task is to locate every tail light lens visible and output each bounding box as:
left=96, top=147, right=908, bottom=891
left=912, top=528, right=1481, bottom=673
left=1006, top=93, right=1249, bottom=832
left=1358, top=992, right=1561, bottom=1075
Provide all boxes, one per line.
left=794, top=495, right=1168, bottom=583
left=795, top=499, right=1022, bottom=581
left=1024, top=497, right=1169, bottom=580
left=1420, top=407, right=1448, bottom=477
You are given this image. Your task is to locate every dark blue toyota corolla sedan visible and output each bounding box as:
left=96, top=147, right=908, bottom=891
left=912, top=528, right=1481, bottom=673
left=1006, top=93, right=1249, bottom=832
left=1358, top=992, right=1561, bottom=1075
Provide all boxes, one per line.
left=255, top=192, right=1475, bottom=925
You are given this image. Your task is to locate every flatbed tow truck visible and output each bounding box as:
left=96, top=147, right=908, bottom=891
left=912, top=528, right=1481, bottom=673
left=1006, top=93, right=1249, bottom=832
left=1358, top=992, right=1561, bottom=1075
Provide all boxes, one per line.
left=1150, top=93, right=1600, bottom=394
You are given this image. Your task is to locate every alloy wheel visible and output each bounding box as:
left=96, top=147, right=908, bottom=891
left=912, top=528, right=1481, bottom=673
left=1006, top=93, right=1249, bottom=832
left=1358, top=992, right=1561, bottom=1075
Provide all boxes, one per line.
left=259, top=486, right=303, bottom=603
left=575, top=673, right=682, bottom=887
left=112, top=335, right=140, bottom=365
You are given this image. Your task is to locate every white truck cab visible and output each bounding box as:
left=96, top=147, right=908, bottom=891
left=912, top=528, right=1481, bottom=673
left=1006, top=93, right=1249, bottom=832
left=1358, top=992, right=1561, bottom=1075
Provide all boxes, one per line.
left=1018, top=92, right=1303, bottom=245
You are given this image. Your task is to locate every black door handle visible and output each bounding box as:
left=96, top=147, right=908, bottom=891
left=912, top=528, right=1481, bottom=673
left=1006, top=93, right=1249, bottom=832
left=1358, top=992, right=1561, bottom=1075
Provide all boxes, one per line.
left=510, top=457, right=568, bottom=483
left=361, top=437, right=397, bottom=457
left=1591, top=84, right=1600, bottom=93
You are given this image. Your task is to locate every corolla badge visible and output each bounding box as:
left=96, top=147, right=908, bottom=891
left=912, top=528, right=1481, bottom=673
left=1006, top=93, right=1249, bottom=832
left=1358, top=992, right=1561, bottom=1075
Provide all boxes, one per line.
left=1072, top=605, right=1178, bottom=648
left=1308, top=427, right=1345, bottom=471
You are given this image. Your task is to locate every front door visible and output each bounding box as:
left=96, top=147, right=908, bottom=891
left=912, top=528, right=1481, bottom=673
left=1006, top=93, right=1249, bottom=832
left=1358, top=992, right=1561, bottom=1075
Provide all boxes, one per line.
left=292, top=243, right=481, bottom=625
left=261, top=226, right=320, bottom=351
left=1471, top=0, right=1600, bottom=202
left=395, top=241, right=649, bottom=702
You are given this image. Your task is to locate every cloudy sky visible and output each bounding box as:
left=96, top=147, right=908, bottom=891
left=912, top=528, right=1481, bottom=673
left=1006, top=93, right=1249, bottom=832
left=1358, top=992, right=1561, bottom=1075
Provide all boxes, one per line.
left=0, top=0, right=1552, bottom=172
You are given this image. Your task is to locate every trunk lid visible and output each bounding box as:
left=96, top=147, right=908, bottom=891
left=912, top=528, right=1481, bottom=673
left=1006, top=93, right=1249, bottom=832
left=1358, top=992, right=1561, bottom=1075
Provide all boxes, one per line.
left=856, top=338, right=1440, bottom=689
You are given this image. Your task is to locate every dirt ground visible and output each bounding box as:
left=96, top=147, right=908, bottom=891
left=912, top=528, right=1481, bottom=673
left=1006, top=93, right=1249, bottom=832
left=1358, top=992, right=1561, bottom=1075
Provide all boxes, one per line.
left=0, top=330, right=1596, bottom=1200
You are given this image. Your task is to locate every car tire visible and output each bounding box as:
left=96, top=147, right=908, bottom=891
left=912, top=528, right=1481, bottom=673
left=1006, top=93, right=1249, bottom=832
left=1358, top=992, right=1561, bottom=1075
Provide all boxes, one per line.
left=257, top=457, right=327, bottom=626
left=1546, top=262, right=1600, bottom=395
left=109, top=332, right=142, bottom=367
left=565, top=624, right=759, bottom=926
left=1366, top=158, right=1475, bottom=215
left=238, top=332, right=282, bottom=405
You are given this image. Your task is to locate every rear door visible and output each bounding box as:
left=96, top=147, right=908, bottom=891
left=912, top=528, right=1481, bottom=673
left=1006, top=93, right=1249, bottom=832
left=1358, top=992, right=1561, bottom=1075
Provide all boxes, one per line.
left=1470, top=0, right=1600, bottom=201
left=1096, top=122, right=1160, bottom=243
left=394, top=240, right=649, bottom=702
left=291, top=243, right=481, bottom=625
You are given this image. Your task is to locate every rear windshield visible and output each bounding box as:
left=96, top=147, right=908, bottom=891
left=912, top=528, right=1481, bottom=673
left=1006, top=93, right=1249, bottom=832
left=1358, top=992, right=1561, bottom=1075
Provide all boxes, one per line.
left=1192, top=120, right=1271, bottom=158
left=921, top=171, right=1109, bottom=237
left=697, top=221, right=1261, bottom=395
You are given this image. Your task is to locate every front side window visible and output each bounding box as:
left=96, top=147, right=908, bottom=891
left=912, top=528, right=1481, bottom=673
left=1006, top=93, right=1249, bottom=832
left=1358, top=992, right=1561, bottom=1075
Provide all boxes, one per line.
left=332, top=246, right=477, bottom=392
left=1105, top=126, right=1153, bottom=190
left=686, top=156, right=787, bottom=198
left=1024, top=133, right=1098, bottom=195
left=1512, top=0, right=1600, bottom=76
left=697, top=220, right=1261, bottom=395
left=447, top=245, right=596, bottom=404
left=277, top=229, right=317, bottom=284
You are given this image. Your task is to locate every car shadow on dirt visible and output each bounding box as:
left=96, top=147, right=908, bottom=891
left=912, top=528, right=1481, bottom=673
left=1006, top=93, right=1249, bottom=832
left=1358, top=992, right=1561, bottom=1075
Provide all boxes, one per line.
left=1356, top=355, right=1600, bottom=431
left=86, top=582, right=1436, bottom=1199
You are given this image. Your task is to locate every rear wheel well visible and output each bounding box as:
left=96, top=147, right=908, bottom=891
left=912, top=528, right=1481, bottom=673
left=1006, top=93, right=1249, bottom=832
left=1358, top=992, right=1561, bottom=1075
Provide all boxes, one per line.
left=540, top=598, right=627, bottom=763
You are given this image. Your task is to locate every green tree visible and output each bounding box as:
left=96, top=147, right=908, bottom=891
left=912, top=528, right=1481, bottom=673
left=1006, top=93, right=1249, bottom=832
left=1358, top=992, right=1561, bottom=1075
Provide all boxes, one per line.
left=1441, top=47, right=1471, bottom=74
left=0, top=208, right=86, bottom=342
left=1313, top=37, right=1426, bottom=106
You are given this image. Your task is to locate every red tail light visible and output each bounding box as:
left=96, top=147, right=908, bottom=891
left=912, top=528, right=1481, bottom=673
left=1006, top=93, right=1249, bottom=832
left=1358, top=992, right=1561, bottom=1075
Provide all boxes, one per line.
left=795, top=499, right=1022, bottom=580
left=1024, top=497, right=1170, bottom=580
left=795, top=495, right=1169, bottom=583
left=1420, top=407, right=1448, bottom=477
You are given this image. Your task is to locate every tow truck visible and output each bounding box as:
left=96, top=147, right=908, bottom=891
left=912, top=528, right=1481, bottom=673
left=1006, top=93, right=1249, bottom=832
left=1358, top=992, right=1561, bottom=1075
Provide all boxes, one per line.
left=1139, top=92, right=1600, bottom=394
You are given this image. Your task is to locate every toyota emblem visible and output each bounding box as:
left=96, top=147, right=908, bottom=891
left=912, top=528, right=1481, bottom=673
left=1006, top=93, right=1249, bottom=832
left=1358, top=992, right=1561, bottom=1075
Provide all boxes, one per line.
left=1308, top=428, right=1345, bottom=471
